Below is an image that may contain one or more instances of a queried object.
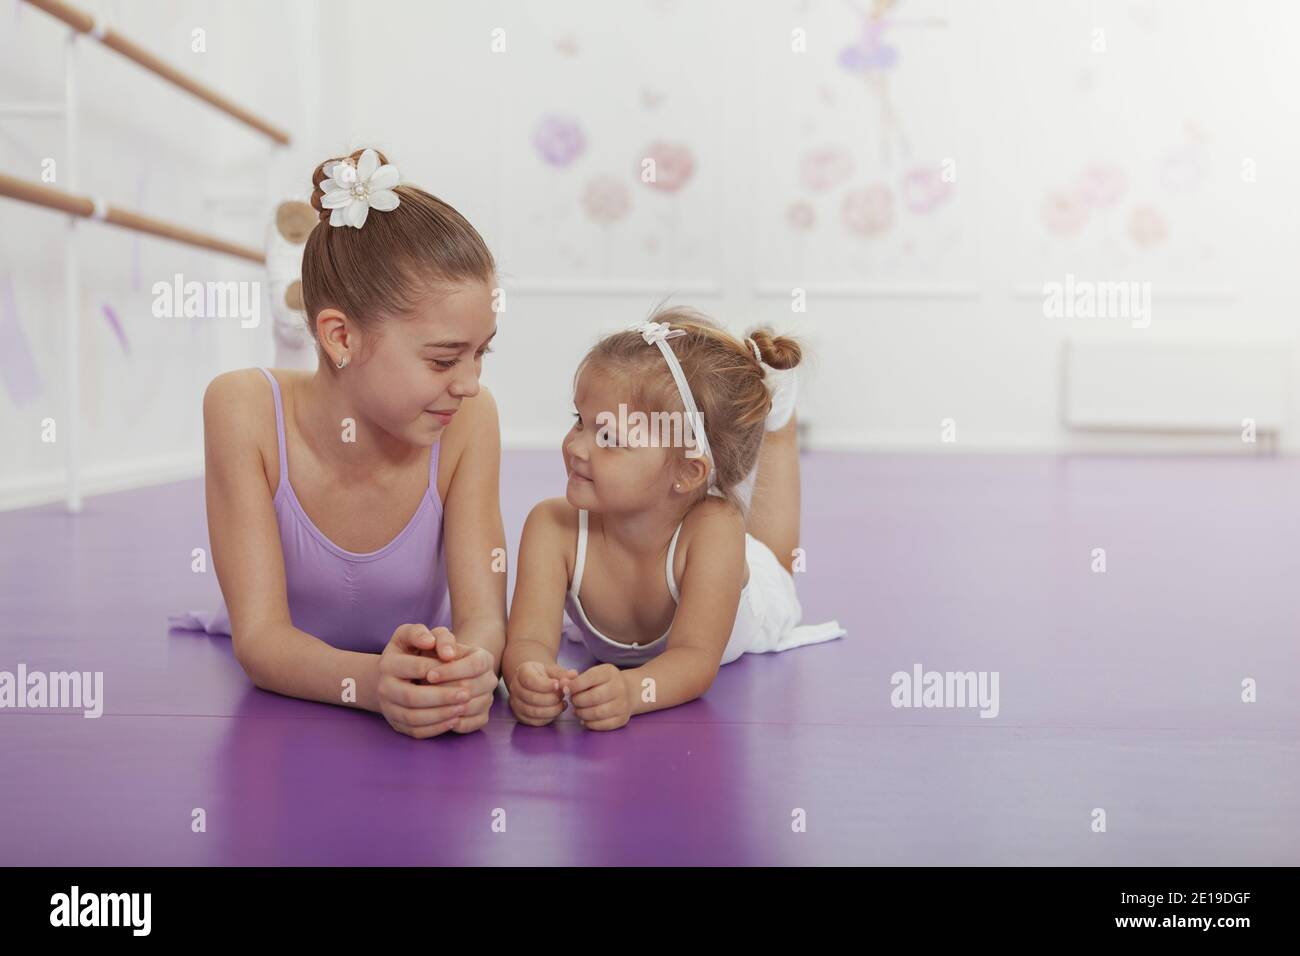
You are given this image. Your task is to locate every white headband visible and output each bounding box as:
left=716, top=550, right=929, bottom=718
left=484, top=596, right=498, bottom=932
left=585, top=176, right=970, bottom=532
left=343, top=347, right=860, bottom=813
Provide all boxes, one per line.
left=632, top=320, right=718, bottom=493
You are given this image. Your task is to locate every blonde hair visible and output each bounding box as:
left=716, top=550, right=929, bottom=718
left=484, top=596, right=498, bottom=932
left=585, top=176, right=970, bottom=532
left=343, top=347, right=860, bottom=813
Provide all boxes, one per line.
left=576, top=305, right=802, bottom=512
left=302, top=147, right=495, bottom=369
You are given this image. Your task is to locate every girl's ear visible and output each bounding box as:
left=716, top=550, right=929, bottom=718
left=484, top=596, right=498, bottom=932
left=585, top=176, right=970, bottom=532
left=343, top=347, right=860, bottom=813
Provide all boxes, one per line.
left=315, top=308, right=352, bottom=364
left=674, top=454, right=710, bottom=495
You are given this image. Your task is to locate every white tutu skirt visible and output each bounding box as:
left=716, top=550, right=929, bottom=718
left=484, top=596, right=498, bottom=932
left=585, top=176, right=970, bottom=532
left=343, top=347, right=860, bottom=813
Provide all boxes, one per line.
left=721, top=532, right=845, bottom=665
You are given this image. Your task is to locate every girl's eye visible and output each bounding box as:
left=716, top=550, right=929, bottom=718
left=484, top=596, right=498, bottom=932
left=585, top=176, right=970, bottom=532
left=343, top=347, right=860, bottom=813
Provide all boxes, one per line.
left=429, top=346, right=494, bottom=371
left=572, top=411, right=582, bottom=429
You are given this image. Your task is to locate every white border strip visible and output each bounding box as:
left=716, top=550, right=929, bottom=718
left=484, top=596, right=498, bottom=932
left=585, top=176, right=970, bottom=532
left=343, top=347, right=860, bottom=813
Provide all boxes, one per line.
left=505, top=278, right=723, bottom=296
left=755, top=281, right=980, bottom=299
left=1012, top=282, right=1237, bottom=301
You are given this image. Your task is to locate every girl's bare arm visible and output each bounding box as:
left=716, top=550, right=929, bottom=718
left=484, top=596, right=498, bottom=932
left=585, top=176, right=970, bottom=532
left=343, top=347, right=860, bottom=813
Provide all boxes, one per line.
left=503, top=498, right=574, bottom=683
left=440, top=387, right=508, bottom=673
left=621, top=506, right=747, bottom=716
left=204, top=370, right=394, bottom=711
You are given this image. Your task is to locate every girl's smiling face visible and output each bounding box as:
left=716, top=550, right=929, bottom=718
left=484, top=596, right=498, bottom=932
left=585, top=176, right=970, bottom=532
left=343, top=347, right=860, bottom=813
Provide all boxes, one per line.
left=563, top=366, right=679, bottom=513
left=340, top=280, right=497, bottom=444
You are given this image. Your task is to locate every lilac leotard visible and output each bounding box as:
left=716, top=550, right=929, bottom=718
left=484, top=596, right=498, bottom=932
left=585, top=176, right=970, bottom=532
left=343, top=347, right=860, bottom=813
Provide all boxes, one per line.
left=168, top=367, right=452, bottom=653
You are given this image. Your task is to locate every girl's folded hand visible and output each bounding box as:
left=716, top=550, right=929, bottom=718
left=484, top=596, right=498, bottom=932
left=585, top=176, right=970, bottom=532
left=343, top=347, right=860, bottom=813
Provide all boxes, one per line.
left=569, top=663, right=633, bottom=732
left=508, top=660, right=578, bottom=727
left=422, top=635, right=498, bottom=734
left=377, top=623, right=471, bottom=738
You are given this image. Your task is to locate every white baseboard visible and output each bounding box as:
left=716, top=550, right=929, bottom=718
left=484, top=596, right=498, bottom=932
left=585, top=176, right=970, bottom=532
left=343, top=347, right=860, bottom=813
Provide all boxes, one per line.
left=0, top=452, right=204, bottom=512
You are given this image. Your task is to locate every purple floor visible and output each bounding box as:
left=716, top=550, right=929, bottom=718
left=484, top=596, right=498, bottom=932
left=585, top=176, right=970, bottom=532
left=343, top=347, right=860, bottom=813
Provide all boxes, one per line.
left=2, top=451, right=1298, bottom=865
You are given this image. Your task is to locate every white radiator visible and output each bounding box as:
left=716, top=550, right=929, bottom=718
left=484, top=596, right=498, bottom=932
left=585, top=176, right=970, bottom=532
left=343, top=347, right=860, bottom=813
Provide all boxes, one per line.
left=1062, top=338, right=1291, bottom=433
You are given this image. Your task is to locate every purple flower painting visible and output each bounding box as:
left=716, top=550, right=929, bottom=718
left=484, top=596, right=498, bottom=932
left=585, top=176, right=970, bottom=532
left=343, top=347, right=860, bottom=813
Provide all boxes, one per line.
left=532, top=114, right=587, bottom=168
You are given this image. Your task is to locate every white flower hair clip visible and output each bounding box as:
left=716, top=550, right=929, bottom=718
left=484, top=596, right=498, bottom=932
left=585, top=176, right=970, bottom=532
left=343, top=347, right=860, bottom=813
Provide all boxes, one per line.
left=320, top=148, right=401, bottom=229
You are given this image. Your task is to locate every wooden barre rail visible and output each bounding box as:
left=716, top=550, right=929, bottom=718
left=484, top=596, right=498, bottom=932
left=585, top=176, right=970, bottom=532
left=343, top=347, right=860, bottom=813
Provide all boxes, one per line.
left=0, top=171, right=265, bottom=263
left=23, top=0, right=291, bottom=146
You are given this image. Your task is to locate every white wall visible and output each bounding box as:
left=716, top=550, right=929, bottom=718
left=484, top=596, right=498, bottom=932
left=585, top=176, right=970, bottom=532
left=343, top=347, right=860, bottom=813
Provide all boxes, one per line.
left=3, top=0, right=1300, bottom=509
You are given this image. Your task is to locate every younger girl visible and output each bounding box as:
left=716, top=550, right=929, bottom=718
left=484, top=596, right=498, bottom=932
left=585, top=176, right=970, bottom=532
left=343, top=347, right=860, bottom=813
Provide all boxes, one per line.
left=503, top=307, right=845, bottom=730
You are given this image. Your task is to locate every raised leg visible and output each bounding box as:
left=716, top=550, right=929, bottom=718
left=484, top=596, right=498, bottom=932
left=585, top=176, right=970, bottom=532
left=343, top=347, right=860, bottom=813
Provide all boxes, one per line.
left=745, top=413, right=801, bottom=575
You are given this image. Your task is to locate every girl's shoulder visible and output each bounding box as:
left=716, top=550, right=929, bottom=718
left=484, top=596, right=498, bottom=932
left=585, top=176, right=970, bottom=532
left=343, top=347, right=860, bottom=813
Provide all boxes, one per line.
left=203, top=366, right=303, bottom=416
left=681, top=494, right=745, bottom=536
left=525, top=496, right=581, bottom=538
left=438, top=385, right=499, bottom=462
left=202, top=367, right=296, bottom=494
left=202, top=367, right=280, bottom=441
left=521, top=497, right=581, bottom=588
left=674, top=495, right=746, bottom=580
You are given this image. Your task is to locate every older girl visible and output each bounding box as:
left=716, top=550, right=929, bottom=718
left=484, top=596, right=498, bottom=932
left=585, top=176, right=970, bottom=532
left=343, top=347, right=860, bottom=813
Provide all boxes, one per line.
left=172, top=148, right=505, bottom=738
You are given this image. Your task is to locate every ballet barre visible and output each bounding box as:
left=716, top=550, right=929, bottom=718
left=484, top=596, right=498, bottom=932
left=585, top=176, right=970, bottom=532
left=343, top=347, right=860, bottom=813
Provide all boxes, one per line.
left=22, top=0, right=291, bottom=145
left=2, top=0, right=293, bottom=513
left=0, top=172, right=265, bottom=264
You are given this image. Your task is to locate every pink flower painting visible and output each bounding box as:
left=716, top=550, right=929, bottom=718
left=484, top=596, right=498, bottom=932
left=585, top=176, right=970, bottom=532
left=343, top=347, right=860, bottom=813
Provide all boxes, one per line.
left=800, top=146, right=854, bottom=192
left=842, top=185, right=894, bottom=237
left=900, top=164, right=954, bottom=214
left=786, top=201, right=816, bottom=231
left=1075, top=164, right=1127, bottom=209
left=1041, top=188, right=1088, bottom=237
left=581, top=176, right=631, bottom=225
left=639, top=141, right=696, bottom=194
left=1128, top=205, right=1169, bottom=247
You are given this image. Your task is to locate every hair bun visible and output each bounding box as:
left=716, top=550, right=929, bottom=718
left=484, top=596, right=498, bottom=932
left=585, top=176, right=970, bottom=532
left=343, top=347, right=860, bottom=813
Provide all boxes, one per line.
left=309, top=147, right=393, bottom=223
left=747, top=327, right=802, bottom=371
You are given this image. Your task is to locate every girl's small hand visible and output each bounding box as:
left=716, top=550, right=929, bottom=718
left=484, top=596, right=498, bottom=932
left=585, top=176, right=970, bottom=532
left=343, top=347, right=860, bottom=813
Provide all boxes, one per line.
left=508, top=660, right=578, bottom=727
left=569, top=663, right=633, bottom=731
